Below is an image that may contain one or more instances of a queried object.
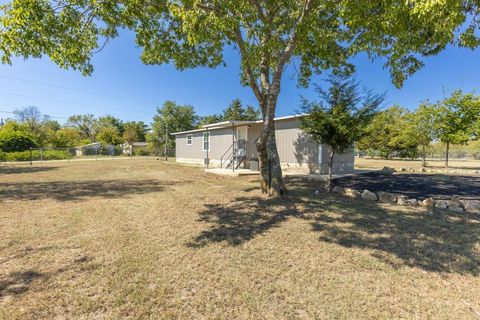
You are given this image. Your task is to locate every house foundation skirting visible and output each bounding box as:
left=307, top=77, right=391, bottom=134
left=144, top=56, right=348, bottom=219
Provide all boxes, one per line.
left=282, top=161, right=354, bottom=174
left=176, top=157, right=222, bottom=168
left=177, top=157, right=354, bottom=174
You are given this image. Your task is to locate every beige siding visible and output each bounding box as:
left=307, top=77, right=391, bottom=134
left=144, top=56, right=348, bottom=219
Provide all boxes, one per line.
left=175, top=132, right=204, bottom=159
left=175, top=127, right=237, bottom=161
left=175, top=117, right=354, bottom=174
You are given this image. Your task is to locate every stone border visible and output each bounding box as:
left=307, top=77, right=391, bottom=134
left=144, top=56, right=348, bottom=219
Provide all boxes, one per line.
left=331, top=185, right=480, bottom=214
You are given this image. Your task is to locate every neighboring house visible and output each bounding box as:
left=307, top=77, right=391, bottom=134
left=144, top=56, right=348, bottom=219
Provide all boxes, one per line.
left=122, top=142, right=148, bottom=155
left=172, top=115, right=354, bottom=174
left=74, top=142, right=115, bottom=156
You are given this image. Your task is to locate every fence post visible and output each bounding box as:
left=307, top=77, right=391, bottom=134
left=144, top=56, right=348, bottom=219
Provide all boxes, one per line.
left=40, top=148, right=43, bottom=165
left=95, top=148, right=98, bottom=161
left=29, top=148, right=32, bottom=166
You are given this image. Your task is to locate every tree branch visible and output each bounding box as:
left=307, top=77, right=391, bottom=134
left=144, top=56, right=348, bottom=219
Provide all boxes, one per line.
left=234, top=25, right=263, bottom=104
left=271, top=0, right=314, bottom=91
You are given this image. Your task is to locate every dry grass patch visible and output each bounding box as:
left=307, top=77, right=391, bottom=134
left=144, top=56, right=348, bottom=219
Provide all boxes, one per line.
left=0, top=160, right=479, bottom=319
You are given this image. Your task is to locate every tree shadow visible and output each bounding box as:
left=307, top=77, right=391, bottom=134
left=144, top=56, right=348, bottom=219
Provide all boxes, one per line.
left=0, top=253, right=98, bottom=298
left=0, top=179, right=186, bottom=202
left=188, top=177, right=480, bottom=275
left=335, top=172, right=480, bottom=200
left=0, top=166, right=58, bottom=175
left=293, top=132, right=319, bottom=173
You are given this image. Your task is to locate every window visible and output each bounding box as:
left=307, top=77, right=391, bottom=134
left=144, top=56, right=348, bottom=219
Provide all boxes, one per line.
left=203, top=132, right=210, bottom=151
left=186, top=135, right=192, bottom=145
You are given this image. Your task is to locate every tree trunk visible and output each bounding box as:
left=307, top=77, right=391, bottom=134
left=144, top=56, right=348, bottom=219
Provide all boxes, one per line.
left=256, top=100, right=286, bottom=197
left=422, top=145, right=426, bottom=167
left=327, top=148, right=335, bottom=192
left=445, top=141, right=450, bottom=168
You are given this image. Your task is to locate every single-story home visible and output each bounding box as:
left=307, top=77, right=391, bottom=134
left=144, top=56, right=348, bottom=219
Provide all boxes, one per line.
left=122, top=142, right=148, bottom=155
left=74, top=142, right=115, bottom=156
left=172, top=115, right=354, bottom=174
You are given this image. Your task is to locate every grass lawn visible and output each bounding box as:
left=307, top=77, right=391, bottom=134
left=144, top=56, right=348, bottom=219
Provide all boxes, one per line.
left=1, top=160, right=479, bottom=319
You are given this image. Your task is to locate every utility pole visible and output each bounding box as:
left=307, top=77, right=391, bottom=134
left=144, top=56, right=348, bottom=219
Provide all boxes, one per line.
left=164, top=122, right=168, bottom=161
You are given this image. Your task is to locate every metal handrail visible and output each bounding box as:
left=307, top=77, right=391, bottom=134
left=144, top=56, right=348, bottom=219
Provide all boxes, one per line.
left=220, top=142, right=235, bottom=168
left=220, top=139, right=246, bottom=169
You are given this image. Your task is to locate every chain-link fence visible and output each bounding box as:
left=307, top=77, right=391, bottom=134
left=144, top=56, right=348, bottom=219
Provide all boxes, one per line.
left=355, top=148, right=480, bottom=160
left=0, top=144, right=176, bottom=165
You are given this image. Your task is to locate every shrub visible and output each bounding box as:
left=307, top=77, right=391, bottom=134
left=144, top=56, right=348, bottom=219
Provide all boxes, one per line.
left=0, top=131, right=37, bottom=152
left=133, top=148, right=150, bottom=156
left=3, top=150, right=72, bottom=162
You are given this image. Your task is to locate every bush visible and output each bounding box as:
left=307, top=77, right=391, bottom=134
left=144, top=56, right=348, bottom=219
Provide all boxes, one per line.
left=133, top=148, right=150, bottom=156
left=3, top=150, right=72, bottom=162
left=0, top=131, right=37, bottom=152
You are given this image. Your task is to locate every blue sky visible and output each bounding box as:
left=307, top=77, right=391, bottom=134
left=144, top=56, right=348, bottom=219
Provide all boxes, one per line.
left=1, top=29, right=480, bottom=125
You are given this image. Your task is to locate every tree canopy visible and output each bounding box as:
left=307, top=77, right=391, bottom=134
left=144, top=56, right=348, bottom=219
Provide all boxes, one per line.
left=151, top=100, right=198, bottom=149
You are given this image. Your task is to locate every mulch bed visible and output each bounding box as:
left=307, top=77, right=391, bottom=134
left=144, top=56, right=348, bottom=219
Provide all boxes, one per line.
left=334, top=171, right=480, bottom=200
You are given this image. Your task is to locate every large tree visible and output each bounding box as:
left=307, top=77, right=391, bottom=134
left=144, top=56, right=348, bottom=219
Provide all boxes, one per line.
left=300, top=73, right=382, bottom=191
left=222, top=99, right=260, bottom=121
left=433, top=90, right=480, bottom=167
left=67, top=114, right=97, bottom=143
left=409, top=103, right=437, bottom=167
left=2, top=1, right=480, bottom=195
left=151, top=100, right=198, bottom=151
left=357, top=106, right=418, bottom=159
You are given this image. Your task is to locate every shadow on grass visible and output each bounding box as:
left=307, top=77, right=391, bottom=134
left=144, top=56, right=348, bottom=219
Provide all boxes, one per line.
left=188, top=177, right=480, bottom=275
left=0, top=166, right=58, bottom=175
left=0, top=179, right=185, bottom=202
left=0, top=253, right=97, bottom=297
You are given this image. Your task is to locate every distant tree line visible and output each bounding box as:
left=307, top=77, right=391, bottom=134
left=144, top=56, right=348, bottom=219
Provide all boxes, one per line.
left=356, top=90, right=480, bottom=167
left=0, top=106, right=149, bottom=154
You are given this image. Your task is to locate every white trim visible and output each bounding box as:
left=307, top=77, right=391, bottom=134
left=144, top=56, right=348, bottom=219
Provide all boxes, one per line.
left=202, top=131, right=210, bottom=151
left=171, top=114, right=308, bottom=136
left=172, top=128, right=206, bottom=135
left=186, top=134, right=192, bottom=146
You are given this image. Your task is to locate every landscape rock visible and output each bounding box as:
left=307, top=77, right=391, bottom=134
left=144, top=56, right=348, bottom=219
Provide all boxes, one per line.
left=361, top=189, right=378, bottom=201
left=377, top=191, right=397, bottom=204
left=420, top=198, right=434, bottom=208
left=333, top=186, right=345, bottom=194
left=382, top=166, right=396, bottom=174
left=420, top=168, right=427, bottom=172
left=464, top=200, right=480, bottom=214
left=396, top=195, right=409, bottom=206
left=448, top=203, right=464, bottom=213
left=406, top=198, right=418, bottom=207
left=449, top=197, right=464, bottom=212
left=400, top=168, right=407, bottom=172
left=435, top=200, right=448, bottom=209
left=344, top=188, right=361, bottom=199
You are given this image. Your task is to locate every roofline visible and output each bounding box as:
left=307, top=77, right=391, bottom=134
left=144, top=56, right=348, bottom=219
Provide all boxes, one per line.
left=171, top=114, right=307, bottom=135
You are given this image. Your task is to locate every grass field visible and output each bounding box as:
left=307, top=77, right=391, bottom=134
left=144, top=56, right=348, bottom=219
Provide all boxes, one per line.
left=1, top=160, right=479, bottom=319
left=356, top=157, right=480, bottom=170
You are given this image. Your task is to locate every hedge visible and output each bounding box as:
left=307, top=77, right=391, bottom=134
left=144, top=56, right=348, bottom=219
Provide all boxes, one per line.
left=1, top=150, right=72, bottom=162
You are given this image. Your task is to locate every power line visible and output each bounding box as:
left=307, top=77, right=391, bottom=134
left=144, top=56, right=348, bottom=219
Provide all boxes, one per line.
left=0, top=109, right=69, bottom=120
left=0, top=75, right=159, bottom=105
left=0, top=91, right=154, bottom=115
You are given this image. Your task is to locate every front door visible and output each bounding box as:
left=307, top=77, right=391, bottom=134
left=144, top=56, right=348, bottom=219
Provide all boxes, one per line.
left=236, top=126, right=247, bottom=157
